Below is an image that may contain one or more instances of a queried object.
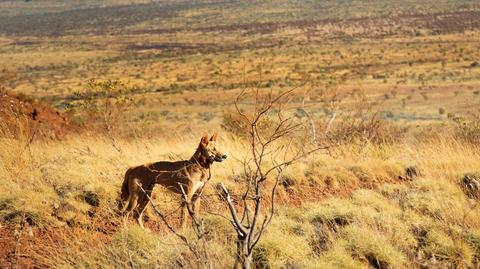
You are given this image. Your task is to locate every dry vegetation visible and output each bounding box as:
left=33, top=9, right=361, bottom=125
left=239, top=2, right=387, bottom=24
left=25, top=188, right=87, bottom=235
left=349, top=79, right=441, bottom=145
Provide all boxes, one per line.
left=2, top=106, right=480, bottom=268
left=1, top=0, right=480, bottom=268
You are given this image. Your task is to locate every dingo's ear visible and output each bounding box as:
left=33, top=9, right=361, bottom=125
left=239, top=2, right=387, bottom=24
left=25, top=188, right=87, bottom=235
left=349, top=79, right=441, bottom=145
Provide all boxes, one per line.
left=201, top=133, right=209, bottom=145
left=210, top=132, right=218, bottom=141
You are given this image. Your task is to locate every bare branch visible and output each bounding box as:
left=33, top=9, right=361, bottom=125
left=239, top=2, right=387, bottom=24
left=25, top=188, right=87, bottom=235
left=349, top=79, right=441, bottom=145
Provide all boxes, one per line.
left=251, top=166, right=284, bottom=250
left=220, top=79, right=333, bottom=268
left=220, top=183, right=248, bottom=237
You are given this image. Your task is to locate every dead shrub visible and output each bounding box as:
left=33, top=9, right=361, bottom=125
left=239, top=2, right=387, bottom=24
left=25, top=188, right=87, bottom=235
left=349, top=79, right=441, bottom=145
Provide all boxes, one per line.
left=321, top=94, right=405, bottom=145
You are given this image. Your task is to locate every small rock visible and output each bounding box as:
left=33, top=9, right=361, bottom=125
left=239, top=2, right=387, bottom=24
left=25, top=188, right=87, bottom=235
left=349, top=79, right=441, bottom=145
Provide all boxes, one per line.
left=461, top=173, right=480, bottom=199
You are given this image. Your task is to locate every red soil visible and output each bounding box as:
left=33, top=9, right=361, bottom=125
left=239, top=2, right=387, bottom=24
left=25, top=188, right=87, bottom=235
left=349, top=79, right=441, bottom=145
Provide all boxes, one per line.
left=0, top=91, right=77, bottom=139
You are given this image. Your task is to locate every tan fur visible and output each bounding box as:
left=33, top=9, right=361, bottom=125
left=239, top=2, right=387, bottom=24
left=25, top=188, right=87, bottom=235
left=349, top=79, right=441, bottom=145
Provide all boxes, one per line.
left=119, top=133, right=226, bottom=228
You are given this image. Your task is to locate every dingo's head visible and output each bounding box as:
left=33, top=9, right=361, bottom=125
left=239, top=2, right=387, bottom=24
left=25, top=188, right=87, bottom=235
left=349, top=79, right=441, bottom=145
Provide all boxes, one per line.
left=199, top=133, right=227, bottom=163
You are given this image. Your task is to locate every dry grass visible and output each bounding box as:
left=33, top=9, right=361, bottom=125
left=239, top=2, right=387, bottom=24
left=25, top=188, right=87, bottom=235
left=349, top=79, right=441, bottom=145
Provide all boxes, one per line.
left=1, top=113, right=480, bottom=268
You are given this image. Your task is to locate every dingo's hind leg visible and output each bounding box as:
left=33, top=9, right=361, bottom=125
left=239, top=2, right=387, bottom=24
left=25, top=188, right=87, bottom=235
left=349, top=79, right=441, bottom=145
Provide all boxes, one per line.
left=123, top=179, right=140, bottom=225
left=134, top=184, right=153, bottom=229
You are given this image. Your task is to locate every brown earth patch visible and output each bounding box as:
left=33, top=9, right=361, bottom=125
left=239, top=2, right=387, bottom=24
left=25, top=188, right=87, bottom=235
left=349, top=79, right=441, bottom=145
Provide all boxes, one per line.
left=0, top=91, right=78, bottom=139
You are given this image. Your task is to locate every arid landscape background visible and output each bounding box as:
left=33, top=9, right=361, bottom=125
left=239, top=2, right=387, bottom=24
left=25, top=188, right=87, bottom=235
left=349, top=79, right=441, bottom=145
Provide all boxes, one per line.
left=1, top=0, right=480, bottom=268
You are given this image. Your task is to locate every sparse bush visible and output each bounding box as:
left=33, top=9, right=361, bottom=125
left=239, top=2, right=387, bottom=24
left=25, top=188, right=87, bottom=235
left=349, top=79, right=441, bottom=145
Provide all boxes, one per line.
left=453, top=113, right=480, bottom=144
left=325, top=99, right=404, bottom=145
left=69, top=79, right=137, bottom=139
left=221, top=109, right=276, bottom=139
